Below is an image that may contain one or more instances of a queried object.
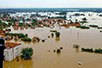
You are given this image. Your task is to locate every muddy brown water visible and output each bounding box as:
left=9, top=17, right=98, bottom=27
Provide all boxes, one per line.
left=4, top=26, right=102, bottom=68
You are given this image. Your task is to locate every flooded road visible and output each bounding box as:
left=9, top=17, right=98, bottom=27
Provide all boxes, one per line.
left=4, top=26, right=102, bottom=68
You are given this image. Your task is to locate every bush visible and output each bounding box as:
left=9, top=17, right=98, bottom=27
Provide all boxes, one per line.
left=55, top=32, right=60, bottom=37
left=57, top=49, right=61, bottom=53
left=21, top=48, right=33, bottom=60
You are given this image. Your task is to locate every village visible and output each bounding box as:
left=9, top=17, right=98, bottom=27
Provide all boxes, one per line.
left=0, top=11, right=102, bottom=68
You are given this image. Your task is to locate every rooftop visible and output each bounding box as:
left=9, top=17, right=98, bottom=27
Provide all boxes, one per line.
left=5, top=42, right=21, bottom=48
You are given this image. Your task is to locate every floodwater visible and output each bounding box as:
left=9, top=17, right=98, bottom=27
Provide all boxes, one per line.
left=4, top=26, right=102, bottom=68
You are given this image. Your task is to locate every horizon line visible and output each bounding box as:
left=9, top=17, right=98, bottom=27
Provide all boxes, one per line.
left=0, top=7, right=102, bottom=9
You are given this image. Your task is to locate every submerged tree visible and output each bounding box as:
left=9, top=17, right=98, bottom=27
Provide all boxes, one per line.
left=21, top=48, right=33, bottom=60
left=51, top=33, right=54, bottom=37
left=82, top=17, right=87, bottom=21
left=57, top=49, right=61, bottom=53
left=76, top=45, right=80, bottom=49
left=55, top=32, right=60, bottom=37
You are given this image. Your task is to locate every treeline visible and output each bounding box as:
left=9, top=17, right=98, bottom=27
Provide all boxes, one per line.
left=82, top=48, right=102, bottom=53
left=5, top=33, right=28, bottom=38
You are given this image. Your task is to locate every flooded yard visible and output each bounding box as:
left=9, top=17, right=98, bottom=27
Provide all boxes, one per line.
left=4, top=26, right=102, bottom=68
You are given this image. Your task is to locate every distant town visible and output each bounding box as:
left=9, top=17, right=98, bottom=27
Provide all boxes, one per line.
left=0, top=8, right=102, bottom=68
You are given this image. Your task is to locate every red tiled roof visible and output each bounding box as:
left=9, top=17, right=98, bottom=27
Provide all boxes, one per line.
left=5, top=42, right=21, bottom=48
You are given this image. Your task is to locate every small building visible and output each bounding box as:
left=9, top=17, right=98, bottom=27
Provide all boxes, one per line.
left=14, top=25, right=18, bottom=30
left=0, top=30, right=3, bottom=34
left=32, top=36, right=37, bottom=41
left=14, top=36, right=18, bottom=40
left=20, top=26, right=24, bottom=30
left=4, top=42, right=22, bottom=61
left=25, top=26, right=28, bottom=29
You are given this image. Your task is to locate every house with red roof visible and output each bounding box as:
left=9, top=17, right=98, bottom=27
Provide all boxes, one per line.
left=20, top=26, right=24, bottom=30
left=4, top=42, right=22, bottom=61
left=14, top=25, right=18, bottom=30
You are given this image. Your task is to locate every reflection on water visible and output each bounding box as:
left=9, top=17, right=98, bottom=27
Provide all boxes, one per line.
left=33, top=41, right=37, bottom=44
left=4, top=26, right=102, bottom=68
left=57, top=53, right=61, bottom=56
left=4, top=56, right=34, bottom=68
left=76, top=49, right=79, bottom=53
left=51, top=36, right=54, bottom=38
left=24, top=41, right=31, bottom=44
left=55, top=37, right=60, bottom=41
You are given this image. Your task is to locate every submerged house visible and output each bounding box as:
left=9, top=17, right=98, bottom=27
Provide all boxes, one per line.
left=25, top=26, right=28, bottom=29
left=32, top=36, right=37, bottom=41
left=14, top=36, right=18, bottom=40
left=14, top=25, right=18, bottom=30
left=4, top=42, right=22, bottom=61
left=20, top=26, right=24, bottom=30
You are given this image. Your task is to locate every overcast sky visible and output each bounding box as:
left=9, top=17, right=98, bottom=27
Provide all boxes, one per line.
left=0, top=0, right=102, bottom=8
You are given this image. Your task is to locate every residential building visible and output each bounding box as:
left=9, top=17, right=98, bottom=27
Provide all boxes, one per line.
left=4, top=42, right=22, bottom=61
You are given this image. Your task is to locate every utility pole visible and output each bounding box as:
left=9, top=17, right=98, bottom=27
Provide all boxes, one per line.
left=0, top=38, right=5, bottom=68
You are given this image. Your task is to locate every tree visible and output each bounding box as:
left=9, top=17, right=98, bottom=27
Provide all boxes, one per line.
left=39, top=21, right=42, bottom=24
left=57, top=49, right=61, bottom=53
left=55, top=32, right=60, bottom=37
left=69, top=19, right=73, bottom=24
left=25, top=34, right=28, bottom=37
left=82, top=17, right=87, bottom=21
left=21, top=48, right=33, bottom=60
left=37, top=37, right=40, bottom=42
left=51, top=33, right=54, bottom=37
left=76, top=45, right=79, bottom=49
left=22, top=37, right=31, bottom=42
left=18, top=33, right=25, bottom=38
left=32, top=19, right=37, bottom=28
left=58, top=19, right=61, bottom=22
left=75, top=19, right=79, bottom=24
left=8, top=22, right=12, bottom=27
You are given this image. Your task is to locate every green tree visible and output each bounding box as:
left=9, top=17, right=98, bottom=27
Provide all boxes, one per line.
left=55, top=32, right=60, bottom=37
left=21, top=48, right=33, bottom=60
left=57, top=49, right=61, bottom=53
left=51, top=33, right=54, bottom=37
left=76, top=45, right=79, bottom=49
left=25, top=34, right=28, bottom=37
left=82, top=17, right=87, bottom=21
